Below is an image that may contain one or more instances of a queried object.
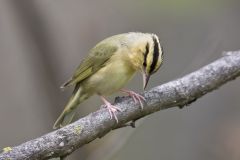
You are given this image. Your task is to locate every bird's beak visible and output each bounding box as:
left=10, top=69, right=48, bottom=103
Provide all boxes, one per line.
left=143, top=73, right=150, bottom=90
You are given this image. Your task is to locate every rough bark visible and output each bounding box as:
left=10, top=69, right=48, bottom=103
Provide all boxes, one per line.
left=0, top=51, right=240, bottom=160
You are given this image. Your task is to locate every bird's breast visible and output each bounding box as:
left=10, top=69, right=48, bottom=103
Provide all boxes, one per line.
left=83, top=55, right=136, bottom=96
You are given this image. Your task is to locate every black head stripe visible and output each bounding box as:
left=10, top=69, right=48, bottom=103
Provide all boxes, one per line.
left=143, top=42, right=149, bottom=68
left=150, top=36, right=159, bottom=73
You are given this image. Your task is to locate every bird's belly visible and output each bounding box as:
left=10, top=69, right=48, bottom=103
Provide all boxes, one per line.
left=84, top=61, right=136, bottom=96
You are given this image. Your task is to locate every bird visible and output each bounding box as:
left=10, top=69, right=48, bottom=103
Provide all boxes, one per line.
left=53, top=32, right=163, bottom=129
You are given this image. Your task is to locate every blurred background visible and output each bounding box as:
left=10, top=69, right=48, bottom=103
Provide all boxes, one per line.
left=0, top=0, right=240, bottom=159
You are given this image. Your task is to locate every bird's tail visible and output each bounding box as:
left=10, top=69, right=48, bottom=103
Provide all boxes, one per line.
left=53, top=84, right=87, bottom=129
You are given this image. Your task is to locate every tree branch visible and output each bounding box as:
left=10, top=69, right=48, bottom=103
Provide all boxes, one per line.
left=1, top=51, right=240, bottom=160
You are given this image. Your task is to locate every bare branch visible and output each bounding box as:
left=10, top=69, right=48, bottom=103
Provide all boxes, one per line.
left=1, top=51, right=240, bottom=160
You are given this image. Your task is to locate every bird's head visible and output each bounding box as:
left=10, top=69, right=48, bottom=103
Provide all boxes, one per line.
left=140, top=34, right=164, bottom=90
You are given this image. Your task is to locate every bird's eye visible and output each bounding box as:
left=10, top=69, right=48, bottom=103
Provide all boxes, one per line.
left=143, top=61, right=147, bottom=67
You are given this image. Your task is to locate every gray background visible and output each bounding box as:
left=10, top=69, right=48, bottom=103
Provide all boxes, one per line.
left=0, top=0, right=240, bottom=160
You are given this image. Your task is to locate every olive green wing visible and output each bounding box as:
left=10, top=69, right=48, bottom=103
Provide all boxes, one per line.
left=61, top=43, right=118, bottom=88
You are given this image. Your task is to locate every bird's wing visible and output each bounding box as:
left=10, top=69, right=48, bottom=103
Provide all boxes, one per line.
left=61, top=43, right=118, bottom=88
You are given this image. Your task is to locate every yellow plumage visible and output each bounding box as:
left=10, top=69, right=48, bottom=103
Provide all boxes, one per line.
left=53, top=32, right=163, bottom=129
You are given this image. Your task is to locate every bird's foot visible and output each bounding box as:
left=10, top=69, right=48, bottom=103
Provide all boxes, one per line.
left=100, top=96, right=122, bottom=123
left=120, top=89, right=146, bottom=110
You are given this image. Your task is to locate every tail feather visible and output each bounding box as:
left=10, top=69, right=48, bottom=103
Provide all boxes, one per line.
left=53, top=106, right=77, bottom=129
left=53, top=84, right=84, bottom=129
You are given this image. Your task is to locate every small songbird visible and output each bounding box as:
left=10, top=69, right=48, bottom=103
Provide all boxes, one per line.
left=53, top=32, right=163, bottom=129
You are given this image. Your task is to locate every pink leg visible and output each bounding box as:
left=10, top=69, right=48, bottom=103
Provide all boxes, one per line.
left=100, top=96, right=122, bottom=123
left=120, top=89, right=146, bottom=110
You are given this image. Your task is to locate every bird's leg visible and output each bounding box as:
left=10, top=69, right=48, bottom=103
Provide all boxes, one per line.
left=100, top=96, right=122, bottom=123
left=120, top=89, right=146, bottom=110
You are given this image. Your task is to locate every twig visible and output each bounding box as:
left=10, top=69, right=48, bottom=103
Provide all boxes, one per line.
left=0, top=50, right=240, bottom=160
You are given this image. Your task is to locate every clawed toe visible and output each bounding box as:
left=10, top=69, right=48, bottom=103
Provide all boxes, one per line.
left=121, top=89, right=146, bottom=110
left=100, top=96, right=121, bottom=123
left=105, top=104, right=121, bottom=123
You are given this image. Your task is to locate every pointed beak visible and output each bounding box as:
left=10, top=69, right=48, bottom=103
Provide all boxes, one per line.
left=143, top=73, right=150, bottom=90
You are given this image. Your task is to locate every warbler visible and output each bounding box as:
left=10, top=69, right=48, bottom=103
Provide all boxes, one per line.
left=53, top=32, right=163, bottom=129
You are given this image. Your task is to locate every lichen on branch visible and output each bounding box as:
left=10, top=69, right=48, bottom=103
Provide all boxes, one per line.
left=0, top=50, right=240, bottom=160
